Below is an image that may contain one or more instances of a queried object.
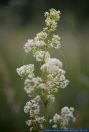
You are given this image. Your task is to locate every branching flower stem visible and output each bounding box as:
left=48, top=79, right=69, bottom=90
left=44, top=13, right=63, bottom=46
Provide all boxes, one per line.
left=17, top=9, right=75, bottom=132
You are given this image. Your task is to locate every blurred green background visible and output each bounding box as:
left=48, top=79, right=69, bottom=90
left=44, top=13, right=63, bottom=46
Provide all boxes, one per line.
left=0, top=0, right=89, bottom=131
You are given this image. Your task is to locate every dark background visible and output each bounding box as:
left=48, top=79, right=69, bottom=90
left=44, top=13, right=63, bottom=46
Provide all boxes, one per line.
left=0, top=0, right=89, bottom=132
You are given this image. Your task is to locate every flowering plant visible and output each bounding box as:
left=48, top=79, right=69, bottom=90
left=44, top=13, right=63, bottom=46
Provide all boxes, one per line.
left=17, top=9, right=75, bottom=132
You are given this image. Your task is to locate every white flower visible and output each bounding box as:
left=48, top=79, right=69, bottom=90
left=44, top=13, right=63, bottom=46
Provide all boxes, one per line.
left=53, top=34, right=61, bottom=40
left=60, top=75, right=65, bottom=81
left=44, top=12, right=49, bottom=17
left=53, top=113, right=61, bottom=123
left=70, top=107, right=74, bottom=112
left=36, top=31, right=47, bottom=40
left=32, top=77, right=42, bottom=86
left=41, top=58, right=68, bottom=91
left=44, top=9, right=61, bottom=32
left=24, top=86, right=34, bottom=97
left=26, top=120, right=32, bottom=126
left=34, top=95, right=41, bottom=102
left=60, top=79, right=69, bottom=89
left=24, top=77, right=42, bottom=96
left=45, top=18, right=52, bottom=26
left=50, top=34, right=61, bottom=49
left=49, top=8, right=61, bottom=21
left=47, top=58, right=62, bottom=68
left=17, top=8, right=75, bottom=131
left=38, top=83, right=47, bottom=90
left=50, top=106, right=75, bottom=129
left=61, top=106, right=70, bottom=114
left=24, top=98, right=40, bottom=117
left=24, top=105, right=30, bottom=113
left=24, top=39, right=33, bottom=53
left=41, top=58, right=62, bottom=73
left=34, top=51, right=50, bottom=62
left=24, top=38, right=46, bottom=54
left=58, top=68, right=65, bottom=74
left=45, top=19, right=57, bottom=31
left=24, top=76, right=42, bottom=88
left=49, top=113, right=61, bottom=128
left=35, top=116, right=46, bottom=124
left=61, top=106, right=75, bottom=119
left=34, top=38, right=46, bottom=47
left=44, top=8, right=60, bottom=23
left=60, top=106, right=75, bottom=128
left=16, top=64, right=34, bottom=78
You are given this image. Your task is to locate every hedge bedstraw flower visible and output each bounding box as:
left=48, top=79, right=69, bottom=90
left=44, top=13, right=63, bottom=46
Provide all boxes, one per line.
left=17, top=8, right=75, bottom=132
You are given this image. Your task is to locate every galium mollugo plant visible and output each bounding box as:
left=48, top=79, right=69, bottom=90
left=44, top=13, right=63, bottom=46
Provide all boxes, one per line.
left=17, top=8, right=76, bottom=132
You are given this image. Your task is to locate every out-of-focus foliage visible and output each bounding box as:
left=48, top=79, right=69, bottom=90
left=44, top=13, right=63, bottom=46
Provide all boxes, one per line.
left=0, top=0, right=89, bottom=132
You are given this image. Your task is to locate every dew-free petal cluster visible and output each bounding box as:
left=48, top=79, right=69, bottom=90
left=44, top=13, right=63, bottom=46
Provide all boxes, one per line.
left=34, top=51, right=50, bottom=62
left=16, top=64, right=34, bottom=78
left=44, top=9, right=61, bottom=32
left=49, top=106, right=75, bottom=128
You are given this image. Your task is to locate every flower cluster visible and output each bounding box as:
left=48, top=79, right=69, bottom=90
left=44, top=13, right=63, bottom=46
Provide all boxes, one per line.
left=49, top=106, right=75, bottom=128
left=17, top=64, right=34, bottom=78
left=24, top=76, right=42, bottom=97
left=24, top=96, right=46, bottom=131
left=44, top=8, right=61, bottom=32
left=17, top=9, right=75, bottom=132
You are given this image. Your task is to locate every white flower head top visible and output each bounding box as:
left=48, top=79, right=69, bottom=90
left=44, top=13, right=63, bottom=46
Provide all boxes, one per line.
left=44, top=8, right=61, bottom=32
left=17, top=8, right=75, bottom=131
